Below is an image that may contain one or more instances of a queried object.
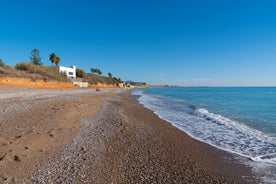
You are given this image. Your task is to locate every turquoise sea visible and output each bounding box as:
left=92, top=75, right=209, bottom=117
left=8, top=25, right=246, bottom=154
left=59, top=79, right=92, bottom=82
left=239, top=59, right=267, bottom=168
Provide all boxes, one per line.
left=133, top=87, right=276, bottom=182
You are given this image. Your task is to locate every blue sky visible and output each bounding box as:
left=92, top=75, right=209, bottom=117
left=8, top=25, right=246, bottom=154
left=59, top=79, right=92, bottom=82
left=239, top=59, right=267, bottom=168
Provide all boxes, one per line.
left=1, top=0, right=276, bottom=86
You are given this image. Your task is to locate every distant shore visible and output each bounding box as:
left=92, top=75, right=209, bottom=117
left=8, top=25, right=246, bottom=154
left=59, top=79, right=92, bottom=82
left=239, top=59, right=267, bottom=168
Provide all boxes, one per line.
left=0, top=87, right=257, bottom=183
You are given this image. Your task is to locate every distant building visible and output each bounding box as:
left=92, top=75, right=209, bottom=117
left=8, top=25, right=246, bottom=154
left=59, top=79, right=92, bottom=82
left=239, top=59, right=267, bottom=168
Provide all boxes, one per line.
left=118, top=83, right=126, bottom=88
left=59, top=65, right=76, bottom=79
left=126, top=83, right=135, bottom=88
left=73, top=81, right=89, bottom=88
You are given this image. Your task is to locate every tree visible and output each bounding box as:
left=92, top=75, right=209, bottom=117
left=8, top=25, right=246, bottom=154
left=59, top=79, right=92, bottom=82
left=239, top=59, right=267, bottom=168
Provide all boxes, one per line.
left=76, top=68, right=85, bottom=78
left=108, top=72, right=112, bottom=79
left=30, top=48, right=42, bottom=65
left=49, top=53, right=56, bottom=66
left=97, top=69, right=102, bottom=76
left=49, top=53, right=60, bottom=66
left=113, top=77, right=123, bottom=83
left=91, top=68, right=102, bottom=76
left=91, top=68, right=95, bottom=73
left=55, top=56, right=60, bottom=66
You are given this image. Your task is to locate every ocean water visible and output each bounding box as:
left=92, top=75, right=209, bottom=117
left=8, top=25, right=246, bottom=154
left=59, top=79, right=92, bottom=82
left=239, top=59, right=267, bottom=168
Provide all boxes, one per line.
left=133, top=87, right=276, bottom=182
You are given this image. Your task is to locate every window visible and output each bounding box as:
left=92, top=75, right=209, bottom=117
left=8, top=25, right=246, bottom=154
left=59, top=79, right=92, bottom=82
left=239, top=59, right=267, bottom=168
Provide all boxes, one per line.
left=68, top=72, right=74, bottom=76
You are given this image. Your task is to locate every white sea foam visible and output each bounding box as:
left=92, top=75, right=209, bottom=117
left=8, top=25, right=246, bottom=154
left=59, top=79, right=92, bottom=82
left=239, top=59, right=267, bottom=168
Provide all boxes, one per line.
left=194, top=108, right=276, bottom=161
left=133, top=89, right=276, bottom=183
left=133, top=90, right=276, bottom=164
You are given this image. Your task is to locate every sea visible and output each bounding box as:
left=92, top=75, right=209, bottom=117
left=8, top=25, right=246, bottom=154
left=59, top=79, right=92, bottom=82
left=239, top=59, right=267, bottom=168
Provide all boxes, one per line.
left=132, top=87, right=276, bottom=183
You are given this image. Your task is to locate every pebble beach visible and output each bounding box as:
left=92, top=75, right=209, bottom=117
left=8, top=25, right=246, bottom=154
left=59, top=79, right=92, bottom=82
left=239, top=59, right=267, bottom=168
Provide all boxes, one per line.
left=0, top=87, right=257, bottom=183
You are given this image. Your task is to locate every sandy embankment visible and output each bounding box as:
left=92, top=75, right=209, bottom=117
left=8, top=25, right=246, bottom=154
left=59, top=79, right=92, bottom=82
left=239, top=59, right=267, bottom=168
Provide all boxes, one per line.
left=0, top=77, right=118, bottom=89
left=0, top=77, right=75, bottom=89
left=0, top=87, right=257, bottom=183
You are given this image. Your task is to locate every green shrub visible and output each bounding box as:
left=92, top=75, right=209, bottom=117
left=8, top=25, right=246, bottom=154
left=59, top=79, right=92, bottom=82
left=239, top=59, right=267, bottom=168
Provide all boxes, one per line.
left=15, top=62, right=30, bottom=71
left=84, top=73, right=123, bottom=85
left=76, top=68, right=85, bottom=78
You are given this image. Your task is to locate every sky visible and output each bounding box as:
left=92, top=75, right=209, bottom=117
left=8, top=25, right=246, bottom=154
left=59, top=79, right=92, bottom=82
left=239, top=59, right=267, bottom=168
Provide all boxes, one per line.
left=1, top=0, right=276, bottom=86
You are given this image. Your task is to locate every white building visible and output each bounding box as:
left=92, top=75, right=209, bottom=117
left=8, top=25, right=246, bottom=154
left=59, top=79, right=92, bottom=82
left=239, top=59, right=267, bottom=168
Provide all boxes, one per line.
left=59, top=65, right=76, bottom=79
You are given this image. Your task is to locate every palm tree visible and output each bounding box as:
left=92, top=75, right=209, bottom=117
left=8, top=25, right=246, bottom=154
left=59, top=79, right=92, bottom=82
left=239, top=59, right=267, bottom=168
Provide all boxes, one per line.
left=54, top=56, right=60, bottom=66
left=49, top=53, right=56, bottom=66
left=49, top=53, right=60, bottom=66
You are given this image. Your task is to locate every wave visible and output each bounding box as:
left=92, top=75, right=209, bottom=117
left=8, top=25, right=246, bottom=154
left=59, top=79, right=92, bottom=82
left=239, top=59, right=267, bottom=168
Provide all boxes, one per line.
left=194, top=108, right=276, bottom=163
left=133, top=89, right=276, bottom=165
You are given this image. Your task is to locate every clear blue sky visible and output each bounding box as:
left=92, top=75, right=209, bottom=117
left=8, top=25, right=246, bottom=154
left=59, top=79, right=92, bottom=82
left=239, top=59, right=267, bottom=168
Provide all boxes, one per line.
left=1, top=0, right=276, bottom=86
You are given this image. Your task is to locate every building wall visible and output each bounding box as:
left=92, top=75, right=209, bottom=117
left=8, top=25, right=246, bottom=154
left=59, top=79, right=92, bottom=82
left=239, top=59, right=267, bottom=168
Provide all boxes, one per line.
left=73, top=81, right=89, bottom=88
left=118, top=83, right=126, bottom=88
left=59, top=65, right=76, bottom=79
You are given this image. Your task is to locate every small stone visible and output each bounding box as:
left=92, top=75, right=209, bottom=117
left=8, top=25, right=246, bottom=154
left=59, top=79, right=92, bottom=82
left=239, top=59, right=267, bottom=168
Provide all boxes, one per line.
left=14, top=155, right=21, bottom=162
left=0, top=156, right=4, bottom=161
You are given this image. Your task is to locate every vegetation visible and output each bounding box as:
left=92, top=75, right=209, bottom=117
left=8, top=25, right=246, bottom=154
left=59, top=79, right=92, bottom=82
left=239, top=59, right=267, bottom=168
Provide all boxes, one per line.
left=84, top=73, right=120, bottom=85
left=113, top=77, right=123, bottom=83
left=0, top=59, right=4, bottom=67
left=76, top=68, right=85, bottom=78
left=15, top=62, right=70, bottom=82
left=30, top=48, right=42, bottom=65
left=49, top=53, right=60, bottom=66
left=108, top=72, right=112, bottom=79
left=85, top=68, right=124, bottom=86
left=90, top=68, right=102, bottom=76
left=1, top=50, right=126, bottom=86
left=49, top=53, right=56, bottom=66
left=1, top=61, right=123, bottom=85
left=0, top=65, right=25, bottom=76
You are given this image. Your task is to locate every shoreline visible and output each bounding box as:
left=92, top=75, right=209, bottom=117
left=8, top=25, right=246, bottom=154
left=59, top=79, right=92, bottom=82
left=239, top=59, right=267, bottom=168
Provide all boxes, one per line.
left=123, top=91, right=257, bottom=183
left=0, top=88, right=257, bottom=183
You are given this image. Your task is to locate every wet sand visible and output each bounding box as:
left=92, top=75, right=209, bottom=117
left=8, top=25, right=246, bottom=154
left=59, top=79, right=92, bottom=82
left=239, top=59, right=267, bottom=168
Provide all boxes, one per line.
left=0, top=87, right=257, bottom=183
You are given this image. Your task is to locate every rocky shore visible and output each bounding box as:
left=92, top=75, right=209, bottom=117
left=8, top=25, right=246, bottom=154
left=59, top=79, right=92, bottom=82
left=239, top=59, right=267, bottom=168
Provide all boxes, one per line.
left=0, top=87, right=257, bottom=183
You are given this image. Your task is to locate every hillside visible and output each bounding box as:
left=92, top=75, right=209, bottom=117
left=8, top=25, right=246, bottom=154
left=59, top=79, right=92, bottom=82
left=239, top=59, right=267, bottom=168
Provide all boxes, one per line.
left=0, top=62, right=123, bottom=88
left=83, top=73, right=122, bottom=85
left=0, top=63, right=70, bottom=82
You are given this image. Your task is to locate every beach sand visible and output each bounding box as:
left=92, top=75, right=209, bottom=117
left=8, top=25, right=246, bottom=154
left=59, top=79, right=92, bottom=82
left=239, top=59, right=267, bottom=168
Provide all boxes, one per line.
left=0, top=87, right=257, bottom=183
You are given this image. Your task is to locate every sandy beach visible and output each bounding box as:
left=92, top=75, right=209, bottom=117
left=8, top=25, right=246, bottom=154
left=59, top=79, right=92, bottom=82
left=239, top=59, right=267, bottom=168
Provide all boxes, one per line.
left=0, top=87, right=257, bottom=183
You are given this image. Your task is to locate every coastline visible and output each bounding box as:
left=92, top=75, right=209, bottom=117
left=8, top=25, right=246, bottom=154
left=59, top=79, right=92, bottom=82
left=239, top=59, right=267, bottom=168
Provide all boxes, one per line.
left=119, top=91, right=257, bottom=183
left=0, top=87, right=257, bottom=183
